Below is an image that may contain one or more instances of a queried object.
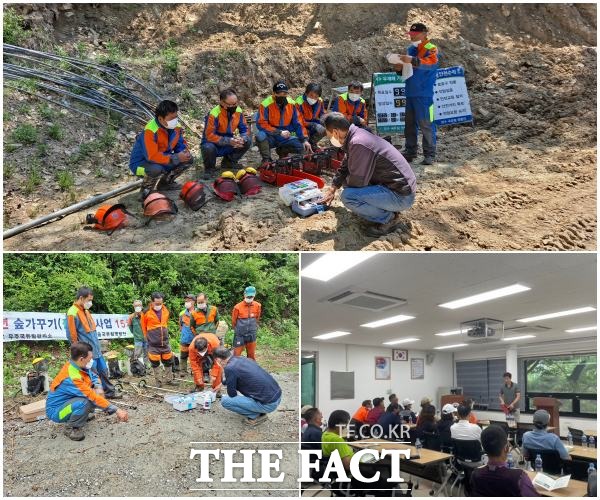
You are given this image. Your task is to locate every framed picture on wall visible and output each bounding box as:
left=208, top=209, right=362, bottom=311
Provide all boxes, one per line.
left=375, top=356, right=391, bottom=380
left=411, top=358, right=425, bottom=380
left=392, top=349, right=408, bottom=361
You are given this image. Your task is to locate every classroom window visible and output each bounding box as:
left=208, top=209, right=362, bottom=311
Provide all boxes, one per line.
left=301, top=352, right=317, bottom=407
left=523, top=353, right=597, bottom=418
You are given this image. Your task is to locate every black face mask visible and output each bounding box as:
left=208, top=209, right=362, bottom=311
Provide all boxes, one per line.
left=275, top=96, right=288, bottom=107
left=226, top=105, right=237, bottom=114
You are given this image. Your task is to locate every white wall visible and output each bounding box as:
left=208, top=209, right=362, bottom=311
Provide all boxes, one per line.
left=303, top=341, right=453, bottom=419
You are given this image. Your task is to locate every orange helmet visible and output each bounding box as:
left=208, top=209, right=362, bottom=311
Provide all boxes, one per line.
left=180, top=181, right=207, bottom=211
left=85, top=204, right=130, bottom=234
left=142, top=191, right=178, bottom=220
left=213, top=176, right=239, bottom=202
left=238, top=170, right=262, bottom=196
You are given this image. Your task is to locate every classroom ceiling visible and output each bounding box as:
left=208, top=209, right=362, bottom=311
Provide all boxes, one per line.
left=301, top=253, right=597, bottom=352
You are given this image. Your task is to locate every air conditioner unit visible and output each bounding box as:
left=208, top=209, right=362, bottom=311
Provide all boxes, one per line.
left=321, top=288, right=407, bottom=311
left=461, top=318, right=504, bottom=343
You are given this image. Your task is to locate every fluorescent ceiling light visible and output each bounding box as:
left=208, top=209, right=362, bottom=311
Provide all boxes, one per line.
left=312, top=331, right=352, bottom=340
left=502, top=335, right=536, bottom=341
left=565, top=326, right=597, bottom=333
left=439, top=284, right=530, bottom=309
left=303, top=354, right=315, bottom=358
left=301, top=253, right=375, bottom=281
left=361, top=314, right=415, bottom=328
left=435, top=330, right=462, bottom=337
left=383, top=337, right=420, bottom=345
left=517, top=306, right=596, bottom=323
left=434, top=343, right=468, bottom=350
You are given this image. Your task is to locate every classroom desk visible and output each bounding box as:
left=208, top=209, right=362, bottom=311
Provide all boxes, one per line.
left=477, top=420, right=491, bottom=427
left=351, top=438, right=453, bottom=466
left=566, top=444, right=597, bottom=460
left=525, top=471, right=588, bottom=497
left=350, top=438, right=453, bottom=496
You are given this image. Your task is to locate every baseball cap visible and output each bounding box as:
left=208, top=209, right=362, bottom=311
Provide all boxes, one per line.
left=273, top=81, right=289, bottom=93
left=533, top=409, right=550, bottom=426
left=421, top=396, right=432, bottom=406
left=442, top=403, right=458, bottom=415
left=301, top=405, right=313, bottom=415
left=407, top=23, right=428, bottom=35
left=401, top=398, right=414, bottom=407
left=244, top=285, right=256, bottom=297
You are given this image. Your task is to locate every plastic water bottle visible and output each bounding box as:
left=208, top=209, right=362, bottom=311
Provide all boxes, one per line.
left=203, top=392, right=211, bottom=411
left=482, top=454, right=489, bottom=466
left=588, top=463, right=596, bottom=477
left=567, top=432, right=573, bottom=446
left=535, top=454, right=543, bottom=472
left=507, top=451, right=515, bottom=469
left=589, top=436, right=595, bottom=449
left=415, top=438, right=423, bottom=456
left=582, top=435, right=588, bottom=448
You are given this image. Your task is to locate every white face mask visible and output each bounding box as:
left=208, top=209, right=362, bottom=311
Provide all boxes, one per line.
left=306, top=97, right=318, bottom=106
left=330, top=135, right=342, bottom=148
left=185, top=302, right=194, bottom=310
left=199, top=349, right=208, bottom=357
left=348, top=93, right=361, bottom=102
left=411, top=41, right=421, bottom=47
left=85, top=359, right=94, bottom=370
left=134, top=306, right=142, bottom=313
left=153, top=305, right=162, bottom=311
left=245, top=297, right=254, bottom=304
left=84, top=301, right=93, bottom=310
left=197, top=303, right=207, bottom=310
left=166, top=117, right=178, bottom=129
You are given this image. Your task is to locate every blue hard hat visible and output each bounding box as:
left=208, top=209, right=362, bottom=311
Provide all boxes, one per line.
left=244, top=286, right=256, bottom=296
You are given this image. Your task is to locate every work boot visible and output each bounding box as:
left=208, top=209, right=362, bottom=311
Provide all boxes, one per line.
left=364, top=213, right=405, bottom=238
left=65, top=426, right=85, bottom=441
left=421, top=156, right=435, bottom=165
left=245, top=413, right=268, bottom=426
left=220, top=157, right=238, bottom=171
left=180, top=358, right=188, bottom=378
left=165, top=367, right=178, bottom=386
left=152, top=366, right=163, bottom=387
left=257, top=140, right=272, bottom=163
left=87, top=412, right=96, bottom=422
left=139, top=175, right=158, bottom=201
left=401, top=150, right=417, bottom=162
left=203, top=167, right=216, bottom=180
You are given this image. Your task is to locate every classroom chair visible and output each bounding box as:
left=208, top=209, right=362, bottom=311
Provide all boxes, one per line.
left=421, top=431, right=442, bottom=452
left=524, top=448, right=564, bottom=475
left=449, top=439, right=483, bottom=496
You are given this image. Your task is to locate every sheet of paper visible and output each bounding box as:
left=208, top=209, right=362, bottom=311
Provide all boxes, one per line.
left=533, top=473, right=571, bottom=491
left=385, top=53, right=413, bottom=79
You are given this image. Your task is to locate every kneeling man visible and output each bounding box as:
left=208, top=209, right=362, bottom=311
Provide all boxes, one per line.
left=212, top=347, right=281, bottom=426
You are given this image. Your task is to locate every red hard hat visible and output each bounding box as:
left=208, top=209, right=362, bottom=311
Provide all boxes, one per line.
left=238, top=173, right=262, bottom=196
left=86, top=204, right=130, bottom=234
left=143, top=191, right=178, bottom=219
left=213, top=177, right=239, bottom=202
left=180, top=181, right=207, bottom=211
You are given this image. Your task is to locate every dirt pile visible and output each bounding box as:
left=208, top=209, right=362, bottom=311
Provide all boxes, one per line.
left=3, top=372, right=298, bottom=497
left=3, top=3, right=597, bottom=250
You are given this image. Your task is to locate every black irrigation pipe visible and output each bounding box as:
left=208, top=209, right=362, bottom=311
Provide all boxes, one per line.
left=3, top=82, right=111, bottom=125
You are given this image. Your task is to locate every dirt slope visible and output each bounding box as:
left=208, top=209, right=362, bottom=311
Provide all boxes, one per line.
left=3, top=3, right=597, bottom=250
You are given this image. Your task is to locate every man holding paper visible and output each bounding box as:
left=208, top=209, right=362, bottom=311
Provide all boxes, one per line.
left=393, top=22, right=439, bottom=165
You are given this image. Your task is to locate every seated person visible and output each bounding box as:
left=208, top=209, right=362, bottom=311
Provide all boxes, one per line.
left=352, top=399, right=372, bottom=424
left=256, top=81, right=312, bottom=166
left=415, top=404, right=437, bottom=440
left=437, top=403, right=457, bottom=448
left=471, top=425, right=539, bottom=496
left=416, top=396, right=435, bottom=425
left=386, top=393, right=399, bottom=412
left=399, top=398, right=417, bottom=423
left=465, top=398, right=479, bottom=424
left=301, top=407, right=323, bottom=450
left=377, top=403, right=402, bottom=439
left=522, top=409, right=570, bottom=461
left=46, top=342, right=128, bottom=441
left=451, top=404, right=482, bottom=441
left=129, top=99, right=193, bottom=199
left=330, top=80, right=370, bottom=130
left=296, top=82, right=326, bottom=149
left=365, top=397, right=385, bottom=425
left=200, top=87, right=251, bottom=179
